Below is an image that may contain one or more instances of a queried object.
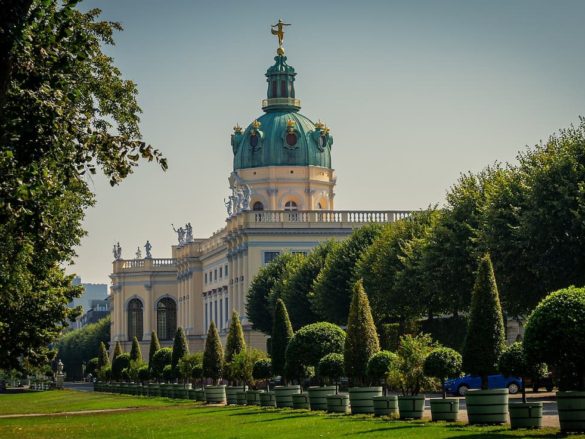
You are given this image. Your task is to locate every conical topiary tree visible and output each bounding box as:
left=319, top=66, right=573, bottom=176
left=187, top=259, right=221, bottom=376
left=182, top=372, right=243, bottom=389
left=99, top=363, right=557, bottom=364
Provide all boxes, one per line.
left=130, top=336, right=142, bottom=363
left=225, top=310, right=246, bottom=363
left=112, top=340, right=123, bottom=362
left=203, top=321, right=224, bottom=385
left=171, top=327, right=189, bottom=377
left=148, top=331, right=161, bottom=372
left=344, top=279, right=380, bottom=385
left=462, top=254, right=506, bottom=389
left=97, top=341, right=110, bottom=371
left=272, top=299, right=294, bottom=381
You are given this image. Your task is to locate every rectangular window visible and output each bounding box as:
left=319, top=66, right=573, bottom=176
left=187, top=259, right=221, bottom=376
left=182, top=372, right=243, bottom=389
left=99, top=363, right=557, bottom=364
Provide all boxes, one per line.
left=219, top=298, right=223, bottom=329
left=272, top=80, right=277, bottom=98
left=292, top=251, right=308, bottom=256
left=214, top=301, right=218, bottom=325
left=281, top=80, right=287, bottom=97
left=205, top=301, right=208, bottom=330
left=214, top=269, right=217, bottom=281
left=204, top=273, right=207, bottom=284
left=225, top=265, right=228, bottom=276
left=219, top=267, right=222, bottom=278
left=225, top=297, right=228, bottom=325
left=263, top=251, right=280, bottom=265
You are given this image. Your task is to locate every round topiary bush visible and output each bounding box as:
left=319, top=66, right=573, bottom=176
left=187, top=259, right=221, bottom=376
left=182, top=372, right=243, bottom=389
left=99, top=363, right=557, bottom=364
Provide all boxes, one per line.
left=318, top=353, right=345, bottom=386
left=137, top=364, right=150, bottom=383
left=285, top=322, right=346, bottom=369
left=112, top=353, right=131, bottom=381
left=151, top=347, right=173, bottom=380
left=162, top=364, right=174, bottom=382
left=524, top=286, right=585, bottom=391
left=367, top=350, right=398, bottom=385
left=423, top=347, right=462, bottom=398
left=253, top=359, right=272, bottom=382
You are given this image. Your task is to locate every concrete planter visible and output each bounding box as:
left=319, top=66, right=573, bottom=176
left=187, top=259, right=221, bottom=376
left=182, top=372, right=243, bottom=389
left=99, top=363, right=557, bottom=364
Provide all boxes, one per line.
left=509, top=402, right=543, bottom=429
left=195, top=389, right=206, bottom=401
left=274, top=385, right=301, bottom=408
left=372, top=395, right=398, bottom=417
left=188, top=389, right=198, bottom=400
left=429, top=398, right=459, bottom=422
left=175, top=386, right=189, bottom=399
left=245, top=390, right=264, bottom=405
left=557, top=391, right=585, bottom=432
left=159, top=383, right=169, bottom=397
left=292, top=393, right=310, bottom=410
left=465, top=389, right=508, bottom=425
left=236, top=391, right=247, bottom=405
left=148, top=383, right=160, bottom=397
left=398, top=395, right=426, bottom=420
left=226, top=385, right=248, bottom=405
left=348, top=387, right=383, bottom=415
left=308, top=386, right=337, bottom=411
left=327, top=394, right=350, bottom=414
left=205, top=385, right=226, bottom=404
left=259, top=391, right=277, bottom=407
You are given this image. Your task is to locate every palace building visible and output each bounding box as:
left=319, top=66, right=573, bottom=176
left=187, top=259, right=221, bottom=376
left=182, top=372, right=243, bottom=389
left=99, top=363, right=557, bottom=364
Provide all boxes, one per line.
left=109, top=28, right=410, bottom=356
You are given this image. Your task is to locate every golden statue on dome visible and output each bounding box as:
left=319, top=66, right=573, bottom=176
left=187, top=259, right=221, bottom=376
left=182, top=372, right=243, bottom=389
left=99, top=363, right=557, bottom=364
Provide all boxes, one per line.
left=271, top=19, right=291, bottom=55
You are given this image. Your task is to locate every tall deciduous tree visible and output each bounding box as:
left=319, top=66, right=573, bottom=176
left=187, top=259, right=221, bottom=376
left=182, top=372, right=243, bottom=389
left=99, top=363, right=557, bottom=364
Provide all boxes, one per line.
left=148, top=331, right=161, bottom=371
left=225, top=310, right=246, bottom=363
left=462, top=254, right=506, bottom=389
left=344, top=280, right=380, bottom=386
left=203, top=322, right=224, bottom=384
left=130, top=336, right=142, bottom=363
left=271, top=299, right=293, bottom=379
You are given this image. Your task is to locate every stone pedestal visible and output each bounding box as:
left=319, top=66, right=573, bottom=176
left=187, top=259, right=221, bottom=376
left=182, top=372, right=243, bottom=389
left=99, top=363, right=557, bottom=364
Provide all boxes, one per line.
left=55, top=374, right=64, bottom=390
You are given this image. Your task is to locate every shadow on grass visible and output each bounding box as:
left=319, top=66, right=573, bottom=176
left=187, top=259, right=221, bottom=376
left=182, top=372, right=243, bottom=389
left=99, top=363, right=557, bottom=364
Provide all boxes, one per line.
left=249, top=413, right=313, bottom=423
left=445, top=424, right=564, bottom=439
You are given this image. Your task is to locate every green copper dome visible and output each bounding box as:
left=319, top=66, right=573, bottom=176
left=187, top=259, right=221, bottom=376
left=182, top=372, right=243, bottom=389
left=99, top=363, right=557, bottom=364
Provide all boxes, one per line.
left=231, top=54, right=333, bottom=170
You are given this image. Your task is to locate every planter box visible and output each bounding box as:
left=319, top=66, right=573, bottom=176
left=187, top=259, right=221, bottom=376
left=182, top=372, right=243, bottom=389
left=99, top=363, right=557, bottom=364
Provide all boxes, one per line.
left=327, top=394, right=349, bottom=414
left=195, top=389, right=206, bottom=402
left=308, top=386, right=337, bottom=411
left=430, top=398, right=459, bottom=422
left=398, top=395, right=425, bottom=420
left=349, top=387, right=383, bottom=415
left=259, top=391, right=276, bottom=407
left=205, top=385, right=226, bottom=404
left=373, top=395, right=398, bottom=417
left=509, top=402, right=543, bottom=429
left=465, top=389, right=508, bottom=425
left=175, top=386, right=189, bottom=400
left=236, top=391, right=247, bottom=405
left=188, top=389, right=198, bottom=400
left=557, top=391, right=585, bottom=433
left=159, top=383, right=168, bottom=398
left=245, top=390, right=264, bottom=406
left=226, top=386, right=248, bottom=405
left=292, top=393, right=310, bottom=410
left=148, top=383, right=160, bottom=397
left=274, top=385, right=301, bottom=408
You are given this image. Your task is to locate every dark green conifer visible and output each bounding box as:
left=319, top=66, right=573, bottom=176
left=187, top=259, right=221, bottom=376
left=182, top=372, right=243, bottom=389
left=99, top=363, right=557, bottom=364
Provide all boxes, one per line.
left=130, top=336, right=142, bottom=362
left=225, top=310, right=246, bottom=363
left=271, top=299, right=293, bottom=379
left=148, top=331, right=161, bottom=371
left=112, top=340, right=123, bottom=361
left=203, top=321, right=224, bottom=384
left=171, top=327, right=189, bottom=373
left=97, top=341, right=110, bottom=370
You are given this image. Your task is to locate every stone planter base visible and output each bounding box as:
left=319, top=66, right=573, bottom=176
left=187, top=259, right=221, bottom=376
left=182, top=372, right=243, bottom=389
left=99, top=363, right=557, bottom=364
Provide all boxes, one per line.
left=274, top=385, right=301, bottom=408
left=226, top=386, right=248, bottom=405
left=373, top=395, right=398, bottom=417
left=246, top=390, right=264, bottom=406
left=194, top=389, right=205, bottom=401
left=348, top=387, right=383, bottom=415
left=327, top=394, right=349, bottom=414
left=292, top=393, right=310, bottom=410
left=557, top=391, right=585, bottom=432
left=509, top=402, right=543, bottom=429
left=465, top=389, right=508, bottom=425
left=205, top=385, right=226, bottom=404
left=236, top=391, right=247, bottom=405
left=398, top=395, right=425, bottom=419
left=430, top=398, right=459, bottom=422
left=260, top=391, right=276, bottom=407
left=308, top=386, right=337, bottom=411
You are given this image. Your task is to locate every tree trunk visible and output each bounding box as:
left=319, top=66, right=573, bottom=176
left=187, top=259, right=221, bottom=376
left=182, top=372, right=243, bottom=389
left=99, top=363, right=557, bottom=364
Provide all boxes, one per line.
left=442, top=378, right=446, bottom=399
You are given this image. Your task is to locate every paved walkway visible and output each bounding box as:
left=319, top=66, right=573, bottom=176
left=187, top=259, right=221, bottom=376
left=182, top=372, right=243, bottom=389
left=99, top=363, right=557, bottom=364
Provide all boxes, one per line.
left=0, top=407, right=146, bottom=419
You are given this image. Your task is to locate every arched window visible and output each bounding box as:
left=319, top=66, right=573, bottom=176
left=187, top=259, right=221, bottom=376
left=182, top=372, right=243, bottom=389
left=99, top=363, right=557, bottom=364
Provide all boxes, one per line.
left=128, top=299, right=143, bottom=341
left=157, top=297, right=177, bottom=341
left=253, top=201, right=264, bottom=211
left=284, top=201, right=298, bottom=211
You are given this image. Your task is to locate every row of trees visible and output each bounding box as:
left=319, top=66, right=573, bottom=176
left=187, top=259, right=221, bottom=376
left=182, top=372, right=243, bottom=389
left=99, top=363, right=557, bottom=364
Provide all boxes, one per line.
left=247, top=118, right=585, bottom=334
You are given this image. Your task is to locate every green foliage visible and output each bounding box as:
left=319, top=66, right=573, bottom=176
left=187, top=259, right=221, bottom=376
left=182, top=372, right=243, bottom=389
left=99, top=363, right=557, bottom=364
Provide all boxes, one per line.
left=98, top=364, right=111, bottom=382
left=423, top=348, right=462, bottom=381
left=498, top=342, right=528, bottom=378
left=524, top=286, right=585, bottom=391
left=113, top=341, right=123, bottom=362
left=178, top=352, right=203, bottom=383
left=56, top=316, right=110, bottom=380
left=98, top=341, right=110, bottom=371
left=271, top=299, right=293, bottom=377
left=112, top=353, right=131, bottom=381
left=86, top=357, right=99, bottom=376
left=171, top=327, right=189, bottom=374
left=150, top=347, right=172, bottom=380
left=148, top=331, right=161, bottom=372
left=420, top=316, right=467, bottom=351
left=344, top=280, right=380, bottom=385
left=313, top=224, right=383, bottom=324
left=252, top=359, right=272, bottom=381
left=162, top=364, right=174, bottom=382
left=389, top=334, right=437, bottom=396
left=462, top=254, right=506, bottom=388
left=130, top=337, right=142, bottom=363
left=203, top=321, right=224, bottom=383
left=280, top=241, right=338, bottom=329
left=367, top=351, right=398, bottom=383
left=0, top=0, right=166, bottom=372
left=225, top=310, right=246, bottom=364
left=285, top=322, right=346, bottom=374
left=137, top=365, right=150, bottom=383
left=318, top=353, right=345, bottom=384
left=230, top=348, right=267, bottom=386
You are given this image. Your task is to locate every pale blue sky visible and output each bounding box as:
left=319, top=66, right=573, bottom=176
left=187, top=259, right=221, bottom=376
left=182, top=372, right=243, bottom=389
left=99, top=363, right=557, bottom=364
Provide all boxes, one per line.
left=72, top=0, right=585, bottom=284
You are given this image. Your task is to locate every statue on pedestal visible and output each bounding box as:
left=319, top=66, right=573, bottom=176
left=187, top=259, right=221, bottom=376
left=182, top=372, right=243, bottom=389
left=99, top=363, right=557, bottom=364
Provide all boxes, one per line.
left=135, top=247, right=142, bottom=259
left=144, top=240, right=152, bottom=258
left=112, top=242, right=122, bottom=260
left=185, top=223, right=193, bottom=243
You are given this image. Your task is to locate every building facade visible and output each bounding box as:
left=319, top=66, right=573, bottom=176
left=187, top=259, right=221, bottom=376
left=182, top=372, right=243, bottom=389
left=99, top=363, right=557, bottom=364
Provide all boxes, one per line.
left=109, top=41, right=410, bottom=357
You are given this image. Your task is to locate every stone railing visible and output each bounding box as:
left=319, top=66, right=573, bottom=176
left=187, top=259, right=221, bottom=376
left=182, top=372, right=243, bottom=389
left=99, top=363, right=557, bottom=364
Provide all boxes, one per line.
left=115, top=258, right=176, bottom=273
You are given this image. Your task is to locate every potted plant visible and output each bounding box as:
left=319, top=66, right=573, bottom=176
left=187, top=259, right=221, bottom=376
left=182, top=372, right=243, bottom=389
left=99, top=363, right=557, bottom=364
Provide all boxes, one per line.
left=230, top=348, right=265, bottom=405
left=225, top=311, right=247, bottom=404
left=272, top=300, right=301, bottom=408
left=462, top=254, right=508, bottom=425
left=367, top=351, right=399, bottom=417
left=344, top=280, right=383, bottom=415
left=524, top=286, right=585, bottom=432
left=254, top=359, right=276, bottom=407
left=202, top=321, right=226, bottom=404
left=390, top=334, right=435, bottom=419
left=498, top=342, right=543, bottom=429
left=179, top=353, right=202, bottom=400
left=423, top=347, right=462, bottom=422
left=318, top=353, right=349, bottom=414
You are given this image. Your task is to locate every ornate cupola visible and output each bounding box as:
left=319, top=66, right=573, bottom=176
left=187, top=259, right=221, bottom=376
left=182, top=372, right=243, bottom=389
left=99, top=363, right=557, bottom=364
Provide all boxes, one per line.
left=262, top=54, right=300, bottom=112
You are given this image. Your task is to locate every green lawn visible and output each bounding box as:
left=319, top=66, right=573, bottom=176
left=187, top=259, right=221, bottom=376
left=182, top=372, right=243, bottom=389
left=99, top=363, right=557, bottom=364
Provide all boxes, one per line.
left=0, top=391, right=581, bottom=439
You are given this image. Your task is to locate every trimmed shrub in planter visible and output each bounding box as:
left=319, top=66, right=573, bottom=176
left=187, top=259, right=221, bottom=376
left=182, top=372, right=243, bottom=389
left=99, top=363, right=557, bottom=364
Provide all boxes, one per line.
left=246, top=389, right=264, bottom=405
left=253, top=358, right=272, bottom=390
left=148, top=331, right=161, bottom=375
left=112, top=353, right=131, bottom=382
left=424, top=347, right=462, bottom=422
left=462, top=254, right=507, bottom=425
left=259, top=391, right=276, bottom=407
left=236, top=390, right=247, bottom=405
left=524, top=286, right=585, bottom=432
left=203, top=321, right=224, bottom=386
left=226, top=385, right=248, bottom=405
left=274, top=385, right=301, bottom=408
left=130, top=336, right=143, bottom=363
left=367, top=351, right=399, bottom=417
left=272, top=299, right=294, bottom=382
left=292, top=393, right=310, bottom=410
left=171, top=327, right=189, bottom=379
left=308, top=385, right=337, bottom=410
left=151, top=347, right=172, bottom=381
left=318, top=353, right=344, bottom=394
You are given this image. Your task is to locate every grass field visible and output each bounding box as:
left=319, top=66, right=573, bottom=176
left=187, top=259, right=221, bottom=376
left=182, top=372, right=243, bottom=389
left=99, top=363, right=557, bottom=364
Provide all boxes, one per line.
left=0, top=390, right=581, bottom=439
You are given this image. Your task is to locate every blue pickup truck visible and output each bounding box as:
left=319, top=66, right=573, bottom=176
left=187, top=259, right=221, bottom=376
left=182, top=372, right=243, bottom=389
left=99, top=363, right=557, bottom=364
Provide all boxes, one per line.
left=444, top=374, right=523, bottom=396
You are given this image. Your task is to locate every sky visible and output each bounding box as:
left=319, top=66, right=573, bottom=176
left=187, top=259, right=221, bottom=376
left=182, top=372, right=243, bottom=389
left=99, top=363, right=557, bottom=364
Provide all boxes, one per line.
left=71, top=0, right=585, bottom=285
